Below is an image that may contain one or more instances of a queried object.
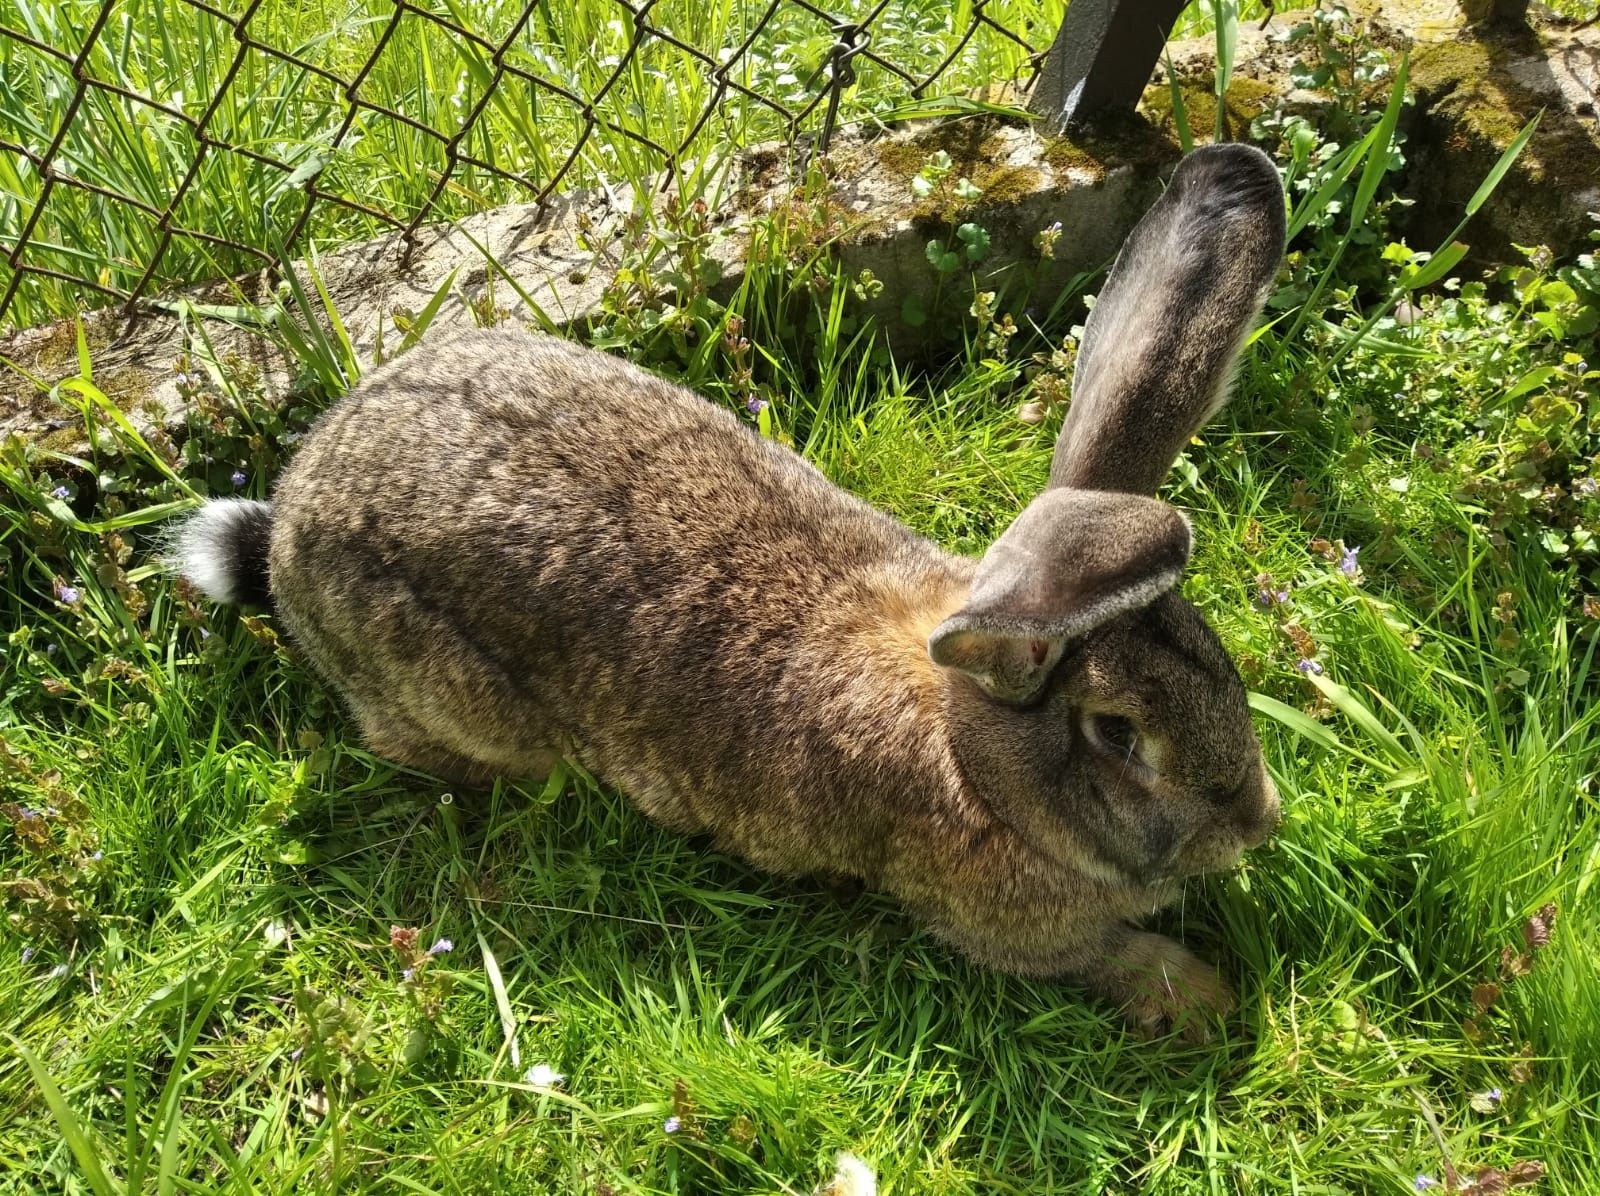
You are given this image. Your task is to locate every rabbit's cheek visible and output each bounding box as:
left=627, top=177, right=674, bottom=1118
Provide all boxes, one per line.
left=1137, top=817, right=1183, bottom=881
left=1077, top=789, right=1171, bottom=884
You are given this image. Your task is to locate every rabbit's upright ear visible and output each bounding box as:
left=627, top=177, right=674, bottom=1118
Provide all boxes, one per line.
left=1051, top=143, right=1285, bottom=496
left=928, top=490, right=1190, bottom=703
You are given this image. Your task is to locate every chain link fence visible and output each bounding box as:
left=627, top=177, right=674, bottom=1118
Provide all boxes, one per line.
left=0, top=0, right=1063, bottom=332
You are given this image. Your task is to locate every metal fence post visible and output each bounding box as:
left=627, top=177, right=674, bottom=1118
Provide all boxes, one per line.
left=1027, top=0, right=1190, bottom=135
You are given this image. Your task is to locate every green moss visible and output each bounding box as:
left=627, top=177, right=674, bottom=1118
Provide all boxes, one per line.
left=1400, top=32, right=1597, bottom=263
left=1040, top=138, right=1108, bottom=178
left=1412, top=39, right=1519, bottom=135
left=99, top=366, right=160, bottom=412
left=971, top=163, right=1044, bottom=205
left=37, top=424, right=88, bottom=453
left=3, top=316, right=163, bottom=448
left=1041, top=111, right=1179, bottom=179
left=25, top=319, right=96, bottom=375
left=901, top=163, right=1046, bottom=230
left=1141, top=74, right=1280, bottom=143
left=1408, top=36, right=1589, bottom=184
left=862, top=119, right=1010, bottom=186
left=873, top=139, right=935, bottom=183
left=846, top=120, right=1050, bottom=230
left=23, top=363, right=160, bottom=450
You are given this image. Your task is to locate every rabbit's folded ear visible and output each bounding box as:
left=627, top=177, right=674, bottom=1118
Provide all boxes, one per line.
left=928, top=491, right=1191, bottom=703
left=1051, top=143, right=1286, bottom=496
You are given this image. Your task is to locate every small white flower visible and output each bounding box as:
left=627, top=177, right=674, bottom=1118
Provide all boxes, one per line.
left=523, top=1063, right=564, bottom=1088
left=263, top=920, right=291, bottom=949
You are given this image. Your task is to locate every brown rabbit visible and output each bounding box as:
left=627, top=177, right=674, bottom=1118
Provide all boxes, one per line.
left=172, top=144, right=1286, bottom=1037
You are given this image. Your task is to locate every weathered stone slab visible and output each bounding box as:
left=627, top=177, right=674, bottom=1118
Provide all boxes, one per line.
left=0, top=120, right=1178, bottom=449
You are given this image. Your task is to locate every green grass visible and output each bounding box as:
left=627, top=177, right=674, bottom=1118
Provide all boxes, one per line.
left=4, top=2, right=1600, bottom=1193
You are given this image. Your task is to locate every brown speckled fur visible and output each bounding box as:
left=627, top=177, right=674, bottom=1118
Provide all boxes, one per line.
left=184, top=145, right=1288, bottom=1038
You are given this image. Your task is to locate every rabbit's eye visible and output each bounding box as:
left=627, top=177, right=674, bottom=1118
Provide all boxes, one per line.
left=1089, top=714, right=1141, bottom=758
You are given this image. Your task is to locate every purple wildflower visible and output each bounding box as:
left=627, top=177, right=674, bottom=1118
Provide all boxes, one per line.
left=55, top=582, right=81, bottom=605
left=1295, top=658, right=1323, bottom=676
left=427, top=938, right=453, bottom=956
left=745, top=395, right=768, bottom=416
left=46, top=643, right=58, bottom=656
left=401, top=966, right=414, bottom=982
left=1255, top=586, right=1290, bottom=609
left=20, top=946, right=34, bottom=965
left=90, top=850, right=103, bottom=862
left=1576, top=478, right=1599, bottom=498
left=199, top=628, right=211, bottom=641
left=289, top=1047, right=304, bottom=1062
left=663, top=1116, right=682, bottom=1134
left=230, top=470, right=248, bottom=488
left=18, top=808, right=41, bottom=821
left=1414, top=1178, right=1438, bottom=1192
left=1339, top=545, right=1361, bottom=579
left=50, top=485, right=70, bottom=500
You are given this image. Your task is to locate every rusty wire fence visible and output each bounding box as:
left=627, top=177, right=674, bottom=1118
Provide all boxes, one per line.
left=0, top=0, right=1064, bottom=332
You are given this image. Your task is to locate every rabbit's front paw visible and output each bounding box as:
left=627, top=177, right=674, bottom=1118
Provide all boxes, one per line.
left=1109, top=932, right=1234, bottom=1043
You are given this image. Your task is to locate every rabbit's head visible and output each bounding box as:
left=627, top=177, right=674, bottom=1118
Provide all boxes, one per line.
left=929, top=144, right=1285, bottom=888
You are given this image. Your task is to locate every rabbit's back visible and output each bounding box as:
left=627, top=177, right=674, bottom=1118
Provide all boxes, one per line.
left=269, top=330, right=969, bottom=871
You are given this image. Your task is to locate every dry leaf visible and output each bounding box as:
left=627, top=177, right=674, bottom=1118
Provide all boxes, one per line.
left=1499, top=946, right=1532, bottom=980
left=1467, top=1168, right=1507, bottom=1196
left=1509, top=1045, right=1535, bottom=1085
left=1522, top=903, right=1557, bottom=951
left=1508, top=1160, right=1546, bottom=1186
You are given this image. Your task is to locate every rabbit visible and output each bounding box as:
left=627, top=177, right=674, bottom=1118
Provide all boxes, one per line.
left=171, top=143, right=1286, bottom=1038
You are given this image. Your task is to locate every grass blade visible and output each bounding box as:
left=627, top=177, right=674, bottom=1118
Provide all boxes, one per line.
left=8, top=1036, right=122, bottom=1196
left=1465, top=111, right=1541, bottom=216
left=1308, top=674, right=1413, bottom=767
left=478, top=934, right=521, bottom=1071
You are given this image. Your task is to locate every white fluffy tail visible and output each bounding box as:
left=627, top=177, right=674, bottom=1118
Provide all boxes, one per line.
left=818, top=1152, right=877, bottom=1196
left=166, top=499, right=275, bottom=606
